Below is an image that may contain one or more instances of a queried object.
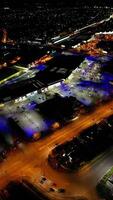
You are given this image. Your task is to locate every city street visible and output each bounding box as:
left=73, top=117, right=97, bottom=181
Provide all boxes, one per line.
left=1, top=2, right=113, bottom=200
left=0, top=100, right=113, bottom=199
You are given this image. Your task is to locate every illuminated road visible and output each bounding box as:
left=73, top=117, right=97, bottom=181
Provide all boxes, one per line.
left=1, top=100, right=113, bottom=199
left=53, top=14, right=113, bottom=46
left=81, top=147, right=113, bottom=186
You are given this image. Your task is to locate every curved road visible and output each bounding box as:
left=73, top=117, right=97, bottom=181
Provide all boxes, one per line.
left=0, top=100, right=113, bottom=199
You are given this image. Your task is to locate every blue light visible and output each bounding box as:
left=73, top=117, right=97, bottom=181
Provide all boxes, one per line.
left=36, top=64, right=46, bottom=71
left=25, top=101, right=37, bottom=110
left=44, top=119, right=55, bottom=128
left=23, top=127, right=36, bottom=138
left=0, top=117, right=11, bottom=135
left=78, top=80, right=113, bottom=94
left=86, top=56, right=97, bottom=62
left=60, top=83, right=70, bottom=92
left=102, top=72, right=113, bottom=83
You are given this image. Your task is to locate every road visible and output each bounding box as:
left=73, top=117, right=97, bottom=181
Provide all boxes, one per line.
left=1, top=100, right=113, bottom=199
left=53, top=14, right=112, bottom=46
left=82, top=147, right=113, bottom=186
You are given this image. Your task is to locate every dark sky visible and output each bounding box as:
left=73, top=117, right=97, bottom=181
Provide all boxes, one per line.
left=1, top=0, right=113, bottom=7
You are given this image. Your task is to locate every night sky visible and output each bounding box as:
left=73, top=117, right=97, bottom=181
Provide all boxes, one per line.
left=0, top=0, right=113, bottom=7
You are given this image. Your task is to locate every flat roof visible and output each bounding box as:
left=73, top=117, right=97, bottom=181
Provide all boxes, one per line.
left=36, top=53, right=84, bottom=85
left=0, top=79, right=40, bottom=102
left=0, top=67, right=18, bottom=81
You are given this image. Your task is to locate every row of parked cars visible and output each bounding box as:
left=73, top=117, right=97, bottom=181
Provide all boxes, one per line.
left=39, top=175, right=65, bottom=194
left=48, top=114, right=113, bottom=171
left=96, top=166, right=113, bottom=200
left=0, top=178, right=89, bottom=200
